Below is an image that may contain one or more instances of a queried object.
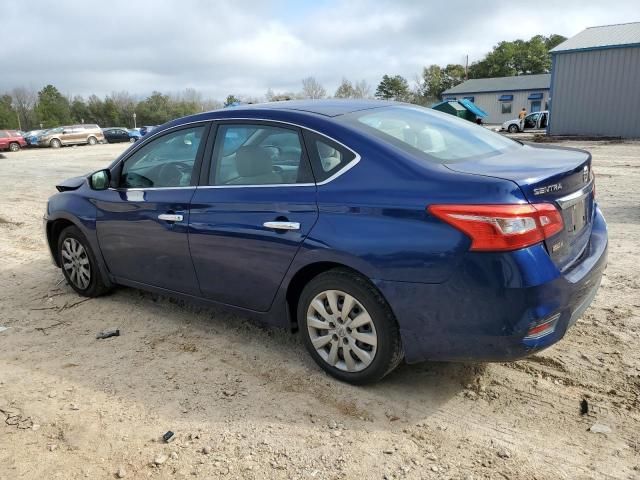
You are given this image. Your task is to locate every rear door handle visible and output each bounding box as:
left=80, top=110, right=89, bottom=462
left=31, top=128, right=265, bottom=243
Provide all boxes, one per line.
left=158, top=213, right=183, bottom=222
left=263, top=221, right=300, bottom=231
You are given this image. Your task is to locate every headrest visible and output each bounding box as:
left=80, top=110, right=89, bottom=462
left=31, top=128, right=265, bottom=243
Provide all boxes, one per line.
left=317, top=141, right=337, bottom=158
left=235, top=146, right=273, bottom=177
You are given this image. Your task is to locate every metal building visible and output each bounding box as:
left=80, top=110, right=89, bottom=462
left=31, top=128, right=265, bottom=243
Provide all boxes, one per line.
left=440, top=74, right=550, bottom=124
left=549, top=22, right=640, bottom=138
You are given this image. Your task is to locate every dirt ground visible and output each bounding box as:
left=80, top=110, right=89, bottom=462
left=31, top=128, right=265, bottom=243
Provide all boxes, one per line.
left=0, top=140, right=638, bottom=480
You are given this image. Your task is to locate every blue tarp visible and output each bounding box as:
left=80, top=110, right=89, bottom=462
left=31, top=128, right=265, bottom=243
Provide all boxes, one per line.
left=458, top=98, right=488, bottom=118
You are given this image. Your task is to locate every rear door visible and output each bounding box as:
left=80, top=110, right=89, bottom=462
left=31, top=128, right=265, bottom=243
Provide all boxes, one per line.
left=94, top=123, right=209, bottom=294
left=188, top=121, right=318, bottom=311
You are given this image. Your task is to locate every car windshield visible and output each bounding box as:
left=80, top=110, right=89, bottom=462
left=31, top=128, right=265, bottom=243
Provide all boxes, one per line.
left=341, top=106, right=520, bottom=162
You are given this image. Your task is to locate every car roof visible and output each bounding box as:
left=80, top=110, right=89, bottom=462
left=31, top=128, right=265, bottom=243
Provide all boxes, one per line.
left=225, top=99, right=396, bottom=118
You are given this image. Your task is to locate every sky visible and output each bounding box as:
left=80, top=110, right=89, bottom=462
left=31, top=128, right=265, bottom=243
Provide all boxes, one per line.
left=2, top=0, right=639, bottom=101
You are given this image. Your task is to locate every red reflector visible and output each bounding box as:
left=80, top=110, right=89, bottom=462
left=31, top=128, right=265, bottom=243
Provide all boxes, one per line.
left=527, top=320, right=555, bottom=336
left=524, top=313, right=560, bottom=340
left=428, top=203, right=563, bottom=252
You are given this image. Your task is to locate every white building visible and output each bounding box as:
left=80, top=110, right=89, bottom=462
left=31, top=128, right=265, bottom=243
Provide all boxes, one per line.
left=441, top=74, right=550, bottom=124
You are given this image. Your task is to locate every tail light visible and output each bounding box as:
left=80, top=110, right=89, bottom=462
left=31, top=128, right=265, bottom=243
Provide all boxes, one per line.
left=428, top=203, right=563, bottom=251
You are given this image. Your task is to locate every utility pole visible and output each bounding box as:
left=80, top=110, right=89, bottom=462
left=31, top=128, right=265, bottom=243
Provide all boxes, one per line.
left=11, top=101, right=21, bottom=130
left=465, top=54, right=469, bottom=80
left=133, top=112, right=137, bottom=129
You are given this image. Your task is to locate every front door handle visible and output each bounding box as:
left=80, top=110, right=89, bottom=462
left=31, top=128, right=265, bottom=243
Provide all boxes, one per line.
left=263, top=221, right=300, bottom=231
left=158, top=213, right=184, bottom=222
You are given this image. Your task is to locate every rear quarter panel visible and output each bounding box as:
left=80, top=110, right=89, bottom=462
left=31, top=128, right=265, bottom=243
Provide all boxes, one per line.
left=300, top=133, right=528, bottom=284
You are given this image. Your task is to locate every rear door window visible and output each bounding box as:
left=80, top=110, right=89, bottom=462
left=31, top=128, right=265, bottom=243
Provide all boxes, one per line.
left=209, top=124, right=313, bottom=186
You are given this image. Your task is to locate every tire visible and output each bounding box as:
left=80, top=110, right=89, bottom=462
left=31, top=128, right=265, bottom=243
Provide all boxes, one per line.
left=9, top=142, right=20, bottom=152
left=129, top=137, right=136, bottom=143
left=50, top=138, right=62, bottom=148
left=508, top=124, right=520, bottom=133
left=57, top=225, right=110, bottom=297
left=298, top=269, right=403, bottom=384
left=87, top=136, right=97, bottom=146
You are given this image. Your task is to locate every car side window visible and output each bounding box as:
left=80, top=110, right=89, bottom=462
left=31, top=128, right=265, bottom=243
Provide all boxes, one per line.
left=120, top=126, right=205, bottom=188
left=209, top=124, right=313, bottom=186
left=303, top=132, right=356, bottom=182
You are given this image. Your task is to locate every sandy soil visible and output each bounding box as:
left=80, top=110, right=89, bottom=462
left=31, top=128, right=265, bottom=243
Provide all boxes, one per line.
left=0, top=141, right=638, bottom=480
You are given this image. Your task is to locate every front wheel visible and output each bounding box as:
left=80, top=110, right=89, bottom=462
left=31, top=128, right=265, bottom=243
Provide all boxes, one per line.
left=129, top=137, right=136, bottom=143
left=50, top=138, right=61, bottom=148
left=508, top=124, right=520, bottom=133
left=298, top=269, right=403, bottom=384
left=9, top=142, right=20, bottom=152
left=58, top=225, right=110, bottom=297
left=87, top=136, right=98, bottom=145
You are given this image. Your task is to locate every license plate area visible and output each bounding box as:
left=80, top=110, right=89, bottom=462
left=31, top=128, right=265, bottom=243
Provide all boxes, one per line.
left=564, top=197, right=588, bottom=235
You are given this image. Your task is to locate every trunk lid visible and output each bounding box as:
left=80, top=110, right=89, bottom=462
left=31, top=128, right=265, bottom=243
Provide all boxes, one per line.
left=445, top=144, right=594, bottom=271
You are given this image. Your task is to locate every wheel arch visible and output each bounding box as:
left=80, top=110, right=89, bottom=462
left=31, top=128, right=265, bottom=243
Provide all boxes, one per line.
left=46, top=214, right=114, bottom=288
left=47, top=217, right=80, bottom=266
left=284, top=260, right=383, bottom=332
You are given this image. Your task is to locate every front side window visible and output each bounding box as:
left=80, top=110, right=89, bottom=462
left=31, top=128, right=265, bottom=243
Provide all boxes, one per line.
left=210, top=124, right=312, bottom=186
left=342, top=105, right=520, bottom=162
left=0, top=131, right=7, bottom=138
left=120, top=126, right=205, bottom=188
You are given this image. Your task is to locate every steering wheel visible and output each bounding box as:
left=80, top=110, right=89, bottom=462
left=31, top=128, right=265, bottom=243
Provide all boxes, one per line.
left=157, top=163, right=184, bottom=187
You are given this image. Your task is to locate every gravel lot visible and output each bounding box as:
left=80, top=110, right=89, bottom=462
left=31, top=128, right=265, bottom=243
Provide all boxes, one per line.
left=0, top=141, right=638, bottom=480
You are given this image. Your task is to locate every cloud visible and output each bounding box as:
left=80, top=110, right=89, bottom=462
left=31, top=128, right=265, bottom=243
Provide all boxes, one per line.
left=1, top=0, right=638, bottom=100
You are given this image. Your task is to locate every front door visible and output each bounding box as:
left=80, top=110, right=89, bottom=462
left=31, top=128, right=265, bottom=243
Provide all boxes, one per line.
left=530, top=100, right=541, bottom=113
left=94, top=124, right=209, bottom=294
left=188, top=122, right=318, bottom=311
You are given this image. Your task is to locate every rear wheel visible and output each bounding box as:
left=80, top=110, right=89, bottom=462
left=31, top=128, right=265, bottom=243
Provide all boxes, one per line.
left=50, top=138, right=61, bottom=148
left=57, top=226, right=110, bottom=297
left=129, top=137, right=136, bottom=143
left=508, top=124, right=520, bottom=133
left=9, top=142, right=20, bottom=152
left=87, top=136, right=97, bottom=145
left=298, top=269, right=403, bottom=384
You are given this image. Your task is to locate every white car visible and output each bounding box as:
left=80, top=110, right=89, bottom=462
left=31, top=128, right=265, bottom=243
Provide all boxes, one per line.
left=501, top=110, right=549, bottom=133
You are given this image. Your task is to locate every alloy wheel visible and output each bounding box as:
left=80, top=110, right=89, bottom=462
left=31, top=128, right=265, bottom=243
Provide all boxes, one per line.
left=61, top=237, right=91, bottom=290
left=9, top=143, right=19, bottom=152
left=306, top=289, right=377, bottom=372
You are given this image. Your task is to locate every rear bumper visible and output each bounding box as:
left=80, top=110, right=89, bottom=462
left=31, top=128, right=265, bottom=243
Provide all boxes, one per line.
left=375, top=207, right=608, bottom=364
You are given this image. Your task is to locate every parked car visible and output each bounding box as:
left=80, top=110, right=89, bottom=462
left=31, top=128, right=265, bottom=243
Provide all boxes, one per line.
left=502, top=110, right=549, bottom=133
left=0, top=130, right=27, bottom=152
left=103, top=127, right=140, bottom=143
left=37, top=124, right=105, bottom=148
left=44, top=100, right=607, bottom=384
left=128, top=129, right=142, bottom=141
left=24, top=129, right=46, bottom=146
left=139, top=125, right=157, bottom=136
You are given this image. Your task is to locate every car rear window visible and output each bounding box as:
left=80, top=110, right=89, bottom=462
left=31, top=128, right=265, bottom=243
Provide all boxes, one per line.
left=341, top=106, right=520, bottom=163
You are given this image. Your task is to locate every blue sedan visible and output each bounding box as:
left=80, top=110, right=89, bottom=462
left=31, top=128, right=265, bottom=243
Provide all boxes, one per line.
left=44, top=100, right=607, bottom=384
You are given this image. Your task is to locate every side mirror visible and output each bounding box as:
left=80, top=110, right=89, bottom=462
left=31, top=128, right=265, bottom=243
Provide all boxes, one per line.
left=89, top=169, right=110, bottom=190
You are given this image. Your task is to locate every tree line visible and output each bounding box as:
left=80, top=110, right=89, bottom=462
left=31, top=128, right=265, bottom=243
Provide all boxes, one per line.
left=0, top=34, right=565, bottom=130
